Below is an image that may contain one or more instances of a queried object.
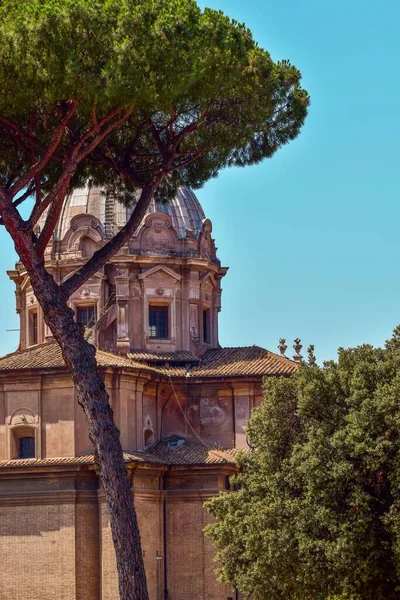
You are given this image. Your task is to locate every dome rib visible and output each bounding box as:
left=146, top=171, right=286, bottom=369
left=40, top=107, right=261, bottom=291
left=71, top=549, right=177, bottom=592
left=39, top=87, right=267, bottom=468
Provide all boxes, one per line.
left=47, top=186, right=206, bottom=242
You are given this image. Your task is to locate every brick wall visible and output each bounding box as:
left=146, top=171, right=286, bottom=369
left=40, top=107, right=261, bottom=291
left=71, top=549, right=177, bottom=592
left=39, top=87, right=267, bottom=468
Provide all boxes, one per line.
left=0, top=502, right=76, bottom=600
left=165, top=497, right=232, bottom=600
left=0, top=466, right=236, bottom=600
left=75, top=495, right=100, bottom=600
left=99, top=498, right=119, bottom=600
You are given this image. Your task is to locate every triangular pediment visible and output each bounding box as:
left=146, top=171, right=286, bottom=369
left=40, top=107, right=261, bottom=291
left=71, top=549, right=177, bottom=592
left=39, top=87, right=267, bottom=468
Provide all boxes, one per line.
left=138, top=265, right=181, bottom=281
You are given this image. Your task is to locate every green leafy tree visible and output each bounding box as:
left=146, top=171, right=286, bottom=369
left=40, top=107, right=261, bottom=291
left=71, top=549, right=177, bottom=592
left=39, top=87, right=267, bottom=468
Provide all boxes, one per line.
left=206, top=329, right=400, bottom=600
left=0, top=1, right=308, bottom=597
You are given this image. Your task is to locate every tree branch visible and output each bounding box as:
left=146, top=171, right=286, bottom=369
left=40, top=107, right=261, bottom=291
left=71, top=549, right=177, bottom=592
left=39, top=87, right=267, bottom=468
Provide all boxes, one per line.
left=12, top=184, right=35, bottom=208
left=72, top=105, right=131, bottom=162
left=0, top=113, right=49, bottom=156
left=168, top=147, right=206, bottom=171
left=0, top=187, right=37, bottom=270
left=62, top=179, right=162, bottom=297
left=148, top=119, right=165, bottom=154
left=29, top=105, right=136, bottom=254
left=90, top=150, right=146, bottom=188
left=9, top=100, right=78, bottom=197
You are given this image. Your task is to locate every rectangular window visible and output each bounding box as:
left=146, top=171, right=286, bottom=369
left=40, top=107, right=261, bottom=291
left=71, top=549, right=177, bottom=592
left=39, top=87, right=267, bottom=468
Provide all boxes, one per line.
left=203, top=309, right=210, bottom=344
left=19, top=436, right=35, bottom=459
left=149, top=305, right=168, bottom=339
left=77, top=305, right=97, bottom=328
left=32, top=312, right=38, bottom=345
left=28, top=311, right=38, bottom=346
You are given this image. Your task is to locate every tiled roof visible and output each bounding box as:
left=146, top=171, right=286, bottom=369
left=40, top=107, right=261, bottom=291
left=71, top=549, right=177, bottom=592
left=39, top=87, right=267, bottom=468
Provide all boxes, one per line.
left=0, top=342, right=148, bottom=372
left=0, top=454, right=98, bottom=469
left=0, top=451, right=165, bottom=469
left=0, top=343, right=296, bottom=378
left=145, top=435, right=238, bottom=465
left=194, top=346, right=297, bottom=377
left=148, top=346, right=297, bottom=378
left=0, top=439, right=237, bottom=469
left=128, top=349, right=199, bottom=363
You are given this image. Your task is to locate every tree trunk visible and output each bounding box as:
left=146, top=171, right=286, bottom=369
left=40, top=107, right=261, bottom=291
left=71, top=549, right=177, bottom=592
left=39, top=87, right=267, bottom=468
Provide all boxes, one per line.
left=29, top=262, right=149, bottom=600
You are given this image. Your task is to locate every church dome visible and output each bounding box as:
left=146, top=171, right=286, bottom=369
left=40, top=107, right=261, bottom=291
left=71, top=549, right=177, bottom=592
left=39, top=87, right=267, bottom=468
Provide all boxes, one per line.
left=51, top=185, right=206, bottom=242
left=21, top=182, right=224, bottom=356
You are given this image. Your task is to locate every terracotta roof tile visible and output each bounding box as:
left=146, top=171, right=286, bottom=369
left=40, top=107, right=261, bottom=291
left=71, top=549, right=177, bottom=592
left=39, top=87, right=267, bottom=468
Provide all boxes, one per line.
left=146, top=435, right=238, bottom=465
left=0, top=342, right=147, bottom=372
left=195, top=346, right=297, bottom=377
left=0, top=454, right=96, bottom=469
left=152, top=346, right=297, bottom=378
left=128, top=349, right=199, bottom=363
left=0, top=343, right=296, bottom=379
left=0, top=440, right=237, bottom=469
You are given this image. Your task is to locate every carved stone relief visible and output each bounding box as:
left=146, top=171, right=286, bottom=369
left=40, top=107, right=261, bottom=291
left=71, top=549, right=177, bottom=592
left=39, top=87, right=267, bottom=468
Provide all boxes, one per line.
left=142, top=215, right=174, bottom=252
left=146, top=287, right=172, bottom=298
left=9, top=407, right=37, bottom=426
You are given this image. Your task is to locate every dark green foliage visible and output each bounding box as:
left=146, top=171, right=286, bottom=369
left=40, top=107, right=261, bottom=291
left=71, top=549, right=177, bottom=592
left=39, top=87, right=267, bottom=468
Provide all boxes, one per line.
left=206, top=329, right=400, bottom=600
left=0, top=0, right=309, bottom=204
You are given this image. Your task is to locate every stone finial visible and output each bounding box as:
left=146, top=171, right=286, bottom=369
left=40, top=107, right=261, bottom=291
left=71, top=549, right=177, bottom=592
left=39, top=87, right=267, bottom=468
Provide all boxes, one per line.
left=293, top=338, right=303, bottom=362
left=278, top=338, right=287, bottom=357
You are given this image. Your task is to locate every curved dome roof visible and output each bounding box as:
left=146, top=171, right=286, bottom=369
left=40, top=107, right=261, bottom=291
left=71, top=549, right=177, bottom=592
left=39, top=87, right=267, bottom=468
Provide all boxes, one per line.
left=51, top=185, right=206, bottom=241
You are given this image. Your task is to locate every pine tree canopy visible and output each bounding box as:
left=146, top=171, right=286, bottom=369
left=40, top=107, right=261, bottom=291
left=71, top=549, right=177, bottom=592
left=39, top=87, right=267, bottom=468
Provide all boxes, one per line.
left=0, top=0, right=309, bottom=209
left=206, top=327, right=400, bottom=600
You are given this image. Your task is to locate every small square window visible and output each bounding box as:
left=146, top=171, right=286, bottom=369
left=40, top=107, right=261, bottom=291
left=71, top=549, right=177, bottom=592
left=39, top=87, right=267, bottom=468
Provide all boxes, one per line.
left=149, top=305, right=168, bottom=339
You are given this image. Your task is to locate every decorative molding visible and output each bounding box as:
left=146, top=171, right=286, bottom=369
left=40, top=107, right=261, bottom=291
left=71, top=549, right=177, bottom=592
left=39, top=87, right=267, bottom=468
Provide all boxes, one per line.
left=146, top=287, right=172, bottom=298
left=8, top=407, right=37, bottom=426
left=138, top=265, right=181, bottom=281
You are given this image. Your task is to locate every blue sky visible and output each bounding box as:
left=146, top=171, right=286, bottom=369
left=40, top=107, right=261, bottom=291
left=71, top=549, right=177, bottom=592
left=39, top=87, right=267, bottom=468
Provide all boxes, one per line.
left=0, top=0, right=399, bottom=362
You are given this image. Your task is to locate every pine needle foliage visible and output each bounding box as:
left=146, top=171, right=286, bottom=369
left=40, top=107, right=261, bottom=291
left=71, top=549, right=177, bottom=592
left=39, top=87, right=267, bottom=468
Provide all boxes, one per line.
left=0, top=0, right=309, bottom=206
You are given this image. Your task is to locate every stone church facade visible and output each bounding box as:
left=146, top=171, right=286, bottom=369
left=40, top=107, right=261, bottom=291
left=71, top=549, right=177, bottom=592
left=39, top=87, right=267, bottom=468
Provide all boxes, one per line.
left=0, top=186, right=297, bottom=600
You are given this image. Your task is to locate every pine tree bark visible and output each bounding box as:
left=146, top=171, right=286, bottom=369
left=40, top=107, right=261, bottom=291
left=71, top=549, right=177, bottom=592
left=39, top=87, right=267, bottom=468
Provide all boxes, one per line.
left=29, top=261, right=149, bottom=600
